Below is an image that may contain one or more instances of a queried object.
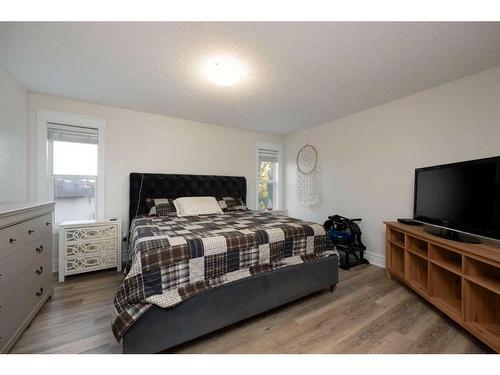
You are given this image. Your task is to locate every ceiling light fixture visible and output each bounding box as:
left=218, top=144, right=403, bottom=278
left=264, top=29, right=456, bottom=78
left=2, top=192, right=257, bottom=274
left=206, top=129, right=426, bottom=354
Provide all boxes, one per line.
left=203, top=55, right=247, bottom=87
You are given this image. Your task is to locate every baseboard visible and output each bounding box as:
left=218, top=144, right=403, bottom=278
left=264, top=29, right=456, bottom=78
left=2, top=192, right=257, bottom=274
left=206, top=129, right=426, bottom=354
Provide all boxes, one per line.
left=365, top=251, right=386, bottom=268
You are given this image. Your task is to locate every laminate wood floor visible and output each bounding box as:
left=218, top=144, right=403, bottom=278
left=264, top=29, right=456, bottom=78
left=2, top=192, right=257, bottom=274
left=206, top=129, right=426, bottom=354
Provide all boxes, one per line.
left=9, top=264, right=491, bottom=354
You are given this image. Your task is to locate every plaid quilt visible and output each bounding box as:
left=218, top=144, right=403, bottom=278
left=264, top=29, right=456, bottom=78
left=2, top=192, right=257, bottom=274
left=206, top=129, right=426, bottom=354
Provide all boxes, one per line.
left=112, top=211, right=337, bottom=341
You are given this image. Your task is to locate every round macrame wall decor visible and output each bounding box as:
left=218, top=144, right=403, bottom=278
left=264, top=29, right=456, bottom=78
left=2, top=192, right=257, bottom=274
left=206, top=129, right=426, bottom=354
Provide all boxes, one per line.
left=296, top=144, right=319, bottom=206
left=296, top=144, right=317, bottom=174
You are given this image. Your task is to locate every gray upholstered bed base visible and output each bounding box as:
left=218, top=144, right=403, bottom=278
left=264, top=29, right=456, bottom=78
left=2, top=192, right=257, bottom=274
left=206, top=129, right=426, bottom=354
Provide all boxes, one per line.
left=123, top=255, right=338, bottom=353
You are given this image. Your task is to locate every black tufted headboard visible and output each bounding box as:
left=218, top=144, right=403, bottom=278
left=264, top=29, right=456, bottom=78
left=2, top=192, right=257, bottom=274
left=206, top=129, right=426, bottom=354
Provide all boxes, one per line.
left=129, top=173, right=247, bottom=224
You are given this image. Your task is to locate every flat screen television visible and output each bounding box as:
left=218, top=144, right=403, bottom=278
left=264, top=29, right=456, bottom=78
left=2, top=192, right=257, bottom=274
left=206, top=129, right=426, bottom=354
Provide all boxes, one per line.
left=414, top=156, right=500, bottom=242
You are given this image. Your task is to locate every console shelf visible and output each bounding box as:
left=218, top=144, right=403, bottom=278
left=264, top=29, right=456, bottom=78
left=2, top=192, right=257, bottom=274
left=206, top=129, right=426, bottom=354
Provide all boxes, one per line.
left=407, top=235, right=428, bottom=258
left=429, top=244, right=462, bottom=275
left=429, top=263, right=462, bottom=319
left=389, top=239, right=405, bottom=249
left=464, top=275, right=500, bottom=295
left=407, top=251, right=428, bottom=293
left=389, top=242, right=405, bottom=278
left=389, top=229, right=405, bottom=247
left=385, top=222, right=500, bottom=353
left=464, top=280, right=500, bottom=345
left=407, top=247, right=428, bottom=260
left=463, top=256, right=500, bottom=295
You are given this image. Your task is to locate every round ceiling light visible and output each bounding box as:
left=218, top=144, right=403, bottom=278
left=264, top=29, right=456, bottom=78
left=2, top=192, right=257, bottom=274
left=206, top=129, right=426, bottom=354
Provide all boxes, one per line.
left=203, top=55, right=247, bottom=87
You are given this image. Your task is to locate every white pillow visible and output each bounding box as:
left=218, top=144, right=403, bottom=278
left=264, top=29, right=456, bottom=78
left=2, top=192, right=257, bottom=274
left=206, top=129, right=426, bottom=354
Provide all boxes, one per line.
left=174, top=196, right=223, bottom=217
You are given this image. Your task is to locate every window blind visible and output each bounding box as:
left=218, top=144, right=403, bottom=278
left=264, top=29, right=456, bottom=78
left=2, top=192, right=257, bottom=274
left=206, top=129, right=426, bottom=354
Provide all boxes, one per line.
left=258, top=147, right=279, bottom=163
left=47, top=123, right=98, bottom=144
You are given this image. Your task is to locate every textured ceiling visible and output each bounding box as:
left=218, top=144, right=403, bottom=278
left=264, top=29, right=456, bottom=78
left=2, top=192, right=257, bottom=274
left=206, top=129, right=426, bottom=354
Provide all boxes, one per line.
left=1, top=22, right=500, bottom=134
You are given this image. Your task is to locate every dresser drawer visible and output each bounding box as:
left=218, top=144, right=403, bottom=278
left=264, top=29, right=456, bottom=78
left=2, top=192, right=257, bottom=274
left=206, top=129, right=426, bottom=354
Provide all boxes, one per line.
left=65, top=225, right=117, bottom=243
left=0, top=252, right=52, bottom=352
left=20, top=252, right=53, bottom=317
left=0, top=279, right=24, bottom=352
left=0, top=213, right=52, bottom=261
left=0, top=233, right=52, bottom=291
left=30, top=213, right=53, bottom=242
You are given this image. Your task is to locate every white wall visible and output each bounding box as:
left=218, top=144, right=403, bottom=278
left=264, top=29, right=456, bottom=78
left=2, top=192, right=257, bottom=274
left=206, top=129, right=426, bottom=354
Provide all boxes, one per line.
left=28, top=93, right=285, bottom=233
left=285, top=67, right=500, bottom=267
left=0, top=66, right=28, bottom=203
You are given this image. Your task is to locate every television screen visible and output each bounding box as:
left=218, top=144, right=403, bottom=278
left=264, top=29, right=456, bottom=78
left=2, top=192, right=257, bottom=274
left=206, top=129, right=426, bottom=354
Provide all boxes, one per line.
left=414, top=156, right=500, bottom=240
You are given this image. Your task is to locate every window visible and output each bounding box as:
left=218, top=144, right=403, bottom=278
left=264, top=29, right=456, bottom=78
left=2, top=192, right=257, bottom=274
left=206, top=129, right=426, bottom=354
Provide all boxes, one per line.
left=257, top=144, right=281, bottom=210
left=47, top=123, right=99, bottom=224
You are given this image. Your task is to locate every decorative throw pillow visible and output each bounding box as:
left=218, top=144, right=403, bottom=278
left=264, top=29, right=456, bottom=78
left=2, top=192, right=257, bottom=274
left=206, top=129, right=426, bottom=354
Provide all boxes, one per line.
left=146, top=198, right=177, bottom=216
left=218, top=197, right=247, bottom=212
left=174, top=196, right=223, bottom=217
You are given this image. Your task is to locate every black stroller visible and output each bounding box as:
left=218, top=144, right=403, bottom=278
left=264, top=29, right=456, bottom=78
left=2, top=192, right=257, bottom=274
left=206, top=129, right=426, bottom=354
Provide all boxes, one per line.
left=324, top=215, right=368, bottom=270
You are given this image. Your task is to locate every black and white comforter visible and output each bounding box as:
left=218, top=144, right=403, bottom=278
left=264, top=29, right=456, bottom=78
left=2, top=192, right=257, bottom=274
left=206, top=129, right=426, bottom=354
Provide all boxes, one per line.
left=112, top=211, right=337, bottom=341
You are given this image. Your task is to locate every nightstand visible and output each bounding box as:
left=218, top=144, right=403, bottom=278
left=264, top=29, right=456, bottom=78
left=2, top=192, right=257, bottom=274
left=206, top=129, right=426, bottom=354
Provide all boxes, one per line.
left=268, top=209, right=288, bottom=216
left=58, top=219, right=122, bottom=282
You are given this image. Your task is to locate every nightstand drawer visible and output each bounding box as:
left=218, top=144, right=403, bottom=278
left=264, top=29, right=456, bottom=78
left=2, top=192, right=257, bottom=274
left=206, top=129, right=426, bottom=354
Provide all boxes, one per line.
left=65, top=251, right=117, bottom=274
left=65, top=225, right=117, bottom=243
left=65, top=238, right=117, bottom=259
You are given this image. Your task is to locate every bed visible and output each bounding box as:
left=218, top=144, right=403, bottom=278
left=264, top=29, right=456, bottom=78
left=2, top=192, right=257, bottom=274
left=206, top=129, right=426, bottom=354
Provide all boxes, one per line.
left=115, top=173, right=339, bottom=353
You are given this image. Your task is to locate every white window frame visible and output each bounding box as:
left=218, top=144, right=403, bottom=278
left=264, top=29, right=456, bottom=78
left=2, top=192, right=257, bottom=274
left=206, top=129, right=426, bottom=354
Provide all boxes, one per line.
left=256, top=142, right=282, bottom=211
left=36, top=110, right=106, bottom=228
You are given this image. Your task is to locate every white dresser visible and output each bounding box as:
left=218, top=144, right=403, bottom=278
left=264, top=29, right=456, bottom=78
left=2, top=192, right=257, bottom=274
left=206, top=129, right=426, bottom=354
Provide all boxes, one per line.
left=0, top=202, right=55, bottom=353
left=58, top=219, right=122, bottom=282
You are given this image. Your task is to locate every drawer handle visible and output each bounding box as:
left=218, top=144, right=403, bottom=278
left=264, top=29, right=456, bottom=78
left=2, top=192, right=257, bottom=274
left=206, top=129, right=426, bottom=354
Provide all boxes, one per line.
left=35, top=287, right=44, bottom=297
left=35, top=245, right=44, bottom=253
left=36, top=266, right=44, bottom=275
left=29, top=229, right=35, bottom=235
left=46, top=222, right=51, bottom=226
left=9, top=237, right=16, bottom=243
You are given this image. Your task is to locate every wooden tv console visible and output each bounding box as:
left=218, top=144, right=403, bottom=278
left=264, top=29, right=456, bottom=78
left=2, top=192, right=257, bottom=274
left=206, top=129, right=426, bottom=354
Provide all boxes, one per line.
left=385, top=222, right=500, bottom=352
